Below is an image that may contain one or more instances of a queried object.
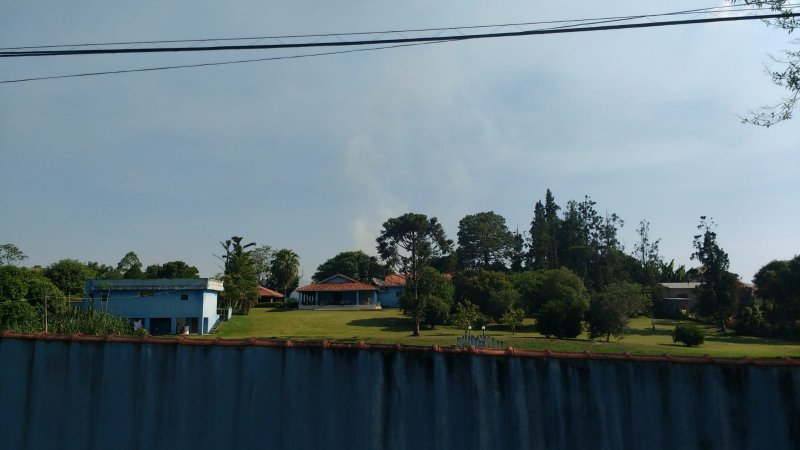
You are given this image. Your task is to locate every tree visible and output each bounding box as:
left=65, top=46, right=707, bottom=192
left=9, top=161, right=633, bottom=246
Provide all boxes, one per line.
left=732, top=0, right=799, bottom=126
left=537, top=295, right=588, bottom=339
left=270, top=249, right=300, bottom=299
left=116, top=251, right=144, bottom=278
left=86, top=262, right=122, bottom=279
left=219, top=236, right=259, bottom=315
left=528, top=190, right=560, bottom=269
left=514, top=267, right=588, bottom=314
left=587, top=281, right=646, bottom=341
left=501, top=307, right=526, bottom=334
left=313, top=250, right=386, bottom=283
left=457, top=211, right=516, bottom=270
left=250, top=245, right=274, bottom=286
left=753, top=256, right=800, bottom=334
left=0, top=244, right=27, bottom=266
left=452, top=300, right=481, bottom=330
left=458, top=270, right=519, bottom=322
left=691, top=217, right=738, bottom=331
left=672, top=323, right=705, bottom=347
left=145, top=261, right=200, bottom=279
left=376, top=213, right=452, bottom=336
left=44, top=259, right=96, bottom=301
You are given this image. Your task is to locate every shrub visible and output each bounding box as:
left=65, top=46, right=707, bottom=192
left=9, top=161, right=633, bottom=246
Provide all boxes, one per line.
left=537, top=295, right=588, bottom=339
left=672, top=323, right=705, bottom=347
left=0, top=301, right=40, bottom=332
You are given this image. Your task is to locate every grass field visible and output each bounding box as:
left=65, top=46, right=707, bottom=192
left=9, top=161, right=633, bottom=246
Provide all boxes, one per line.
left=210, top=307, right=800, bottom=358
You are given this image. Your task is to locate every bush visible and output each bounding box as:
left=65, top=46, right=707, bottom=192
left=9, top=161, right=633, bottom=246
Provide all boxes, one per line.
left=672, top=323, right=705, bottom=347
left=423, top=296, right=450, bottom=329
left=537, top=295, right=588, bottom=339
left=0, top=301, right=40, bottom=332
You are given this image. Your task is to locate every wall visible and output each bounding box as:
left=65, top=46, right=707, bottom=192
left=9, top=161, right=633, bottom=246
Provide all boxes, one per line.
left=0, top=336, right=798, bottom=450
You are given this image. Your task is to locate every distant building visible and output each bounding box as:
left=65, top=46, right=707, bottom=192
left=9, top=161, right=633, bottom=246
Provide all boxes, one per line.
left=296, top=274, right=379, bottom=310
left=376, top=274, right=407, bottom=308
left=258, top=286, right=284, bottom=303
left=83, top=278, right=224, bottom=335
left=659, top=282, right=703, bottom=318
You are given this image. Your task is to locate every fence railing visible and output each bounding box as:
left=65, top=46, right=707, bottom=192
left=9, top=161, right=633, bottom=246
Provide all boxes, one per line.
left=456, top=333, right=504, bottom=349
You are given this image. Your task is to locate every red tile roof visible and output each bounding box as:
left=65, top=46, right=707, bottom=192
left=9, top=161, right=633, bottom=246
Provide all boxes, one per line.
left=258, top=286, right=284, bottom=298
left=296, top=274, right=378, bottom=292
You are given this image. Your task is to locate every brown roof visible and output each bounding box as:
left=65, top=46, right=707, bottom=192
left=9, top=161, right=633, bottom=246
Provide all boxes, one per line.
left=296, top=274, right=378, bottom=292
left=258, top=286, right=284, bottom=298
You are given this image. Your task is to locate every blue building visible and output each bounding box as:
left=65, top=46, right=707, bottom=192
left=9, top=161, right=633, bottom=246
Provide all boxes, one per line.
left=376, top=274, right=406, bottom=308
left=83, top=278, right=224, bottom=335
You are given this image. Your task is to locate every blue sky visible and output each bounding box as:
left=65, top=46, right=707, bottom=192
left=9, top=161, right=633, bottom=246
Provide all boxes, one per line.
left=1, top=1, right=798, bottom=284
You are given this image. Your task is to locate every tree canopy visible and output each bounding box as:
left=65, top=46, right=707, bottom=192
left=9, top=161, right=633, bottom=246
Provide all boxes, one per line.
left=144, top=261, right=200, bottom=279
left=219, top=236, right=259, bottom=315
left=313, top=250, right=386, bottom=283
left=376, top=212, right=451, bottom=336
left=733, top=0, right=800, bottom=126
left=457, top=211, right=516, bottom=270
left=270, top=249, right=300, bottom=299
left=691, top=217, right=738, bottom=331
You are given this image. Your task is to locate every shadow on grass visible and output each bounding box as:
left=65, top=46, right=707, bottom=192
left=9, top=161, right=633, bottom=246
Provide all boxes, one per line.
left=703, top=332, right=800, bottom=346
left=625, top=327, right=674, bottom=338
left=348, top=317, right=412, bottom=332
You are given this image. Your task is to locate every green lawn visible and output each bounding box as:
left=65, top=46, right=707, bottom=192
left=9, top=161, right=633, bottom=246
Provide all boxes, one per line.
left=210, top=307, right=800, bottom=358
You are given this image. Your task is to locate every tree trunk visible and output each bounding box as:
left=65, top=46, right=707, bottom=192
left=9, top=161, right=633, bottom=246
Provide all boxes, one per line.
left=413, top=318, right=420, bottom=336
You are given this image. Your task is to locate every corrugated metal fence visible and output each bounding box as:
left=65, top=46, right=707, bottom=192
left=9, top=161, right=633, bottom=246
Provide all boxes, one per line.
left=1, top=334, right=798, bottom=450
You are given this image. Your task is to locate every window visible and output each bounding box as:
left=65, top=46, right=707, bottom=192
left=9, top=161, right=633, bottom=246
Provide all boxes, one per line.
left=180, top=294, right=189, bottom=301
left=101, top=292, right=108, bottom=302
left=139, top=291, right=154, bottom=297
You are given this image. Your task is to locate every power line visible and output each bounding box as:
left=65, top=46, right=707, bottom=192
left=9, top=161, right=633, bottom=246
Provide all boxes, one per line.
left=0, top=3, right=771, bottom=52
left=2, top=12, right=795, bottom=58
left=0, top=41, right=451, bottom=84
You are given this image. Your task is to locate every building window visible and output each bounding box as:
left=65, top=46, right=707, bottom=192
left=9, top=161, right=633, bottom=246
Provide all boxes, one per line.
left=101, top=292, right=109, bottom=303
left=139, top=291, right=154, bottom=297
left=180, top=294, right=189, bottom=301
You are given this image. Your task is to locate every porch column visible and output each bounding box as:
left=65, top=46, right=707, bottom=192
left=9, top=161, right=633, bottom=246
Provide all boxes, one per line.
left=356, top=291, right=359, bottom=306
left=315, top=291, right=319, bottom=306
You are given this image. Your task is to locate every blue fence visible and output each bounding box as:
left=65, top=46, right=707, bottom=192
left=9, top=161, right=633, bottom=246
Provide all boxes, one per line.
left=1, top=336, right=798, bottom=450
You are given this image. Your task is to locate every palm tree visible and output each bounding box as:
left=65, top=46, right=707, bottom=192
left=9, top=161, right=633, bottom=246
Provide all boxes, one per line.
left=271, top=249, right=300, bottom=299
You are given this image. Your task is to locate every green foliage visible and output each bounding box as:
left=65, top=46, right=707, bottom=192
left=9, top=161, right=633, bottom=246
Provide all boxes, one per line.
left=537, top=295, right=588, bottom=339
left=691, top=217, right=738, bottom=331
left=514, top=267, right=588, bottom=314
left=219, top=236, right=260, bottom=315
left=0, top=243, right=27, bottom=266
left=376, top=212, right=452, bottom=336
left=144, top=261, right=200, bottom=279
left=732, top=0, right=799, bottom=126
left=86, top=262, right=122, bottom=279
left=269, top=249, right=300, bottom=298
left=672, top=323, right=705, bottom=347
left=423, top=296, right=451, bottom=329
left=500, top=307, right=526, bottom=334
left=587, top=281, right=646, bottom=341
left=44, top=259, right=96, bottom=299
left=456, top=211, right=515, bottom=270
left=528, top=189, right=560, bottom=270
left=735, top=306, right=768, bottom=336
left=0, top=265, right=29, bottom=301
left=0, top=301, right=40, bottom=332
left=48, top=307, right=137, bottom=335
left=250, top=245, right=274, bottom=286
left=752, top=256, right=800, bottom=338
left=452, top=300, right=481, bottom=329
left=313, top=250, right=386, bottom=283
left=458, top=270, right=519, bottom=322
left=117, top=251, right=144, bottom=278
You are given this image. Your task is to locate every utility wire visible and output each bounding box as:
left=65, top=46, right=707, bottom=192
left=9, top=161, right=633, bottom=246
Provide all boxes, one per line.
left=0, top=41, right=452, bottom=84
left=0, top=3, right=785, bottom=52
left=2, top=12, right=796, bottom=58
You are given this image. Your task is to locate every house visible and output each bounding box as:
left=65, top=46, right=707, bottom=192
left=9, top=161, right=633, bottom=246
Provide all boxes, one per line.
left=376, top=274, right=407, bottom=308
left=296, top=274, right=379, bottom=310
left=83, top=278, right=224, bottom=335
left=375, top=273, right=453, bottom=308
left=258, top=286, right=284, bottom=303
left=659, top=282, right=703, bottom=318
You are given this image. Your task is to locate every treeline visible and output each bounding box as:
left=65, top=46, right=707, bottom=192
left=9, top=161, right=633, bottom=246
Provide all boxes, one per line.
left=313, top=189, right=798, bottom=340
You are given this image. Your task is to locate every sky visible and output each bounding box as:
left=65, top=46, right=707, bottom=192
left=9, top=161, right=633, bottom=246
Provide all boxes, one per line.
left=1, top=1, right=798, bottom=285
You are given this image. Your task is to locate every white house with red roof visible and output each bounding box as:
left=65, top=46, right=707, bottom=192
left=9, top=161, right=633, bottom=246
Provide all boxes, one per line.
left=296, top=274, right=380, bottom=310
